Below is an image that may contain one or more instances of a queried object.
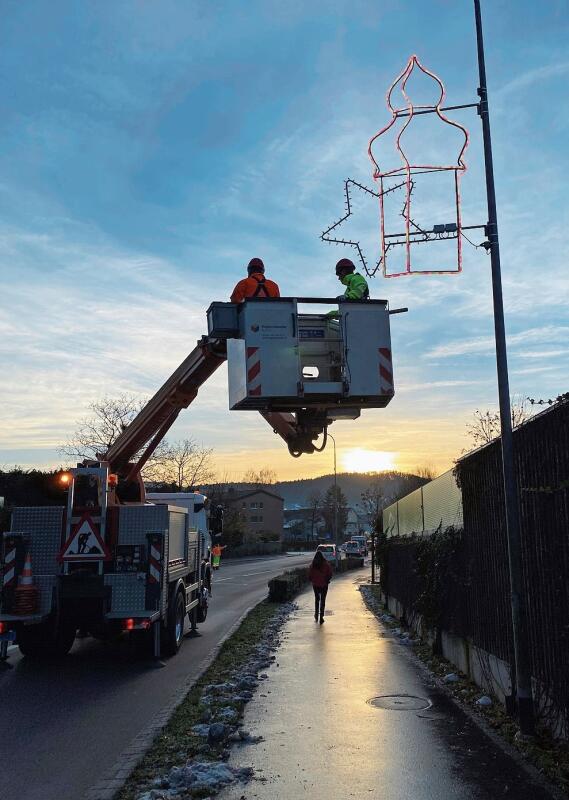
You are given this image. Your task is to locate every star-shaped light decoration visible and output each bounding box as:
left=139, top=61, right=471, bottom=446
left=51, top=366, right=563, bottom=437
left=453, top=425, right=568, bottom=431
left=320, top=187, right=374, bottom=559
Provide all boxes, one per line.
left=320, top=177, right=408, bottom=278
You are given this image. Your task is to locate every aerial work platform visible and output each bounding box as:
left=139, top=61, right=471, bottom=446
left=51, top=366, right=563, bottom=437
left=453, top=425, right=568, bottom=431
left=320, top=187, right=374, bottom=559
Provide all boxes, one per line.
left=207, top=298, right=395, bottom=413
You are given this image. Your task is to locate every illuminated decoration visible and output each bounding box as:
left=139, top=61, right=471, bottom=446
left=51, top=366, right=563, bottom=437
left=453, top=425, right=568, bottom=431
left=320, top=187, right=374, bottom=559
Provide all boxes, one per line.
left=368, top=54, right=469, bottom=277
left=321, top=178, right=407, bottom=276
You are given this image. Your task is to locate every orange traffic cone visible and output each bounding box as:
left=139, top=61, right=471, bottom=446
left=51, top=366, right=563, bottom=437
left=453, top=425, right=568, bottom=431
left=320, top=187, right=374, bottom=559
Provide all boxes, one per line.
left=13, top=551, right=39, bottom=616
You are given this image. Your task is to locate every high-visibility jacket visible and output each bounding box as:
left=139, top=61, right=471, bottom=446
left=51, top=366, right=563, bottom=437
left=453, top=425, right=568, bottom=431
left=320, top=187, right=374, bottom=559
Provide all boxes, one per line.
left=230, top=272, right=281, bottom=303
left=340, top=272, right=369, bottom=300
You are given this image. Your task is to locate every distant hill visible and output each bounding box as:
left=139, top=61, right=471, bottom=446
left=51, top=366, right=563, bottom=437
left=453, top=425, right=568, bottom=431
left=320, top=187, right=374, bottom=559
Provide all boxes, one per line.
left=275, top=471, right=425, bottom=509
left=206, top=471, right=426, bottom=510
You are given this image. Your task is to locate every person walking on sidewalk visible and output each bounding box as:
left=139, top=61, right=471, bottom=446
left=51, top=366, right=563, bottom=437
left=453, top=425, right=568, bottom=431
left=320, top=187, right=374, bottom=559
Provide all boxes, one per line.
left=309, top=550, right=333, bottom=624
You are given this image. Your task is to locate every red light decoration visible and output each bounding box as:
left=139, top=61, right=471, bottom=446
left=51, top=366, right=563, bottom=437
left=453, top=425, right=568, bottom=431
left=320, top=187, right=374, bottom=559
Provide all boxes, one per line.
left=368, top=54, right=470, bottom=277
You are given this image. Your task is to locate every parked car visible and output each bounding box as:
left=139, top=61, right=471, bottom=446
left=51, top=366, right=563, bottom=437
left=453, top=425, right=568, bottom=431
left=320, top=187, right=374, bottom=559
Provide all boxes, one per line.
left=351, top=535, right=368, bottom=556
left=344, top=541, right=365, bottom=566
left=316, top=544, right=341, bottom=567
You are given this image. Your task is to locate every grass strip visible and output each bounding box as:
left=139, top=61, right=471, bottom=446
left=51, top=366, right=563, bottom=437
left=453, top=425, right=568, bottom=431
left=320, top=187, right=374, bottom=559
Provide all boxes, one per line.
left=361, top=585, right=569, bottom=796
left=117, top=599, right=281, bottom=800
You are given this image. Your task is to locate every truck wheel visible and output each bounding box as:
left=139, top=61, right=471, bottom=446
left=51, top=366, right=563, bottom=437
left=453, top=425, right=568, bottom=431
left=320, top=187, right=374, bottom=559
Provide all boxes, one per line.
left=163, top=590, right=185, bottom=656
left=18, top=617, right=76, bottom=658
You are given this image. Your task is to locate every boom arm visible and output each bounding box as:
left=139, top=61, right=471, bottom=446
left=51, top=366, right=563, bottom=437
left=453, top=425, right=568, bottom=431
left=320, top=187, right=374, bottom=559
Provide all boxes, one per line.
left=102, top=337, right=326, bottom=486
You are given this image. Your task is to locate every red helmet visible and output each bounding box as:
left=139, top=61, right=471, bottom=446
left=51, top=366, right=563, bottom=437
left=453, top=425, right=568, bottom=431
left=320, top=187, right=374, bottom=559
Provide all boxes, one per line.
left=247, top=257, right=265, bottom=275
left=335, top=258, right=355, bottom=276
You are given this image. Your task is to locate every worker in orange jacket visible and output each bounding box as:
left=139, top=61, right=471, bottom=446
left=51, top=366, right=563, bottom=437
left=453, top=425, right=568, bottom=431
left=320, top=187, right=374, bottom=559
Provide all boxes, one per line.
left=230, top=258, right=280, bottom=303
left=211, top=543, right=227, bottom=570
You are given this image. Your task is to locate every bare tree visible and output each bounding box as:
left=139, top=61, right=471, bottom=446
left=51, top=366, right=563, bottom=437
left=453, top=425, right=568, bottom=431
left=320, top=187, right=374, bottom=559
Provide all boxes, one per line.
left=307, top=490, right=323, bottom=541
left=243, top=467, right=277, bottom=487
left=361, top=483, right=389, bottom=532
left=466, top=395, right=533, bottom=447
left=60, top=396, right=214, bottom=488
left=59, top=394, right=144, bottom=461
left=414, top=465, right=436, bottom=481
left=145, top=439, right=215, bottom=490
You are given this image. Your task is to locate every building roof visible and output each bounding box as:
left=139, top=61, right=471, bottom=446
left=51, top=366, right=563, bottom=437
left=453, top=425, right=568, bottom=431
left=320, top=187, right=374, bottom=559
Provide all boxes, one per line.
left=228, top=488, right=284, bottom=503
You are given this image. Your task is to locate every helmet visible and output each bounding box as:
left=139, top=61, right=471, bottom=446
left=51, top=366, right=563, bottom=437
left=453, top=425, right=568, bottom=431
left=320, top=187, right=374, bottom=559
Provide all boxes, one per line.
left=335, top=258, right=355, bottom=276
left=247, top=257, right=265, bottom=275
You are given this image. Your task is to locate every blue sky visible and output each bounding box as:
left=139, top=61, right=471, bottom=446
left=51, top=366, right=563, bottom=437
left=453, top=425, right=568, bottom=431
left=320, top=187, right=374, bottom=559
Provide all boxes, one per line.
left=1, top=0, right=568, bottom=480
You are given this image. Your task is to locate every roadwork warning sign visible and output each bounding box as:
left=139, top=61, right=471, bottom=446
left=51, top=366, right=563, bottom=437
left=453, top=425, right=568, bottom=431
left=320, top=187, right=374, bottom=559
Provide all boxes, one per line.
left=59, top=514, right=110, bottom=561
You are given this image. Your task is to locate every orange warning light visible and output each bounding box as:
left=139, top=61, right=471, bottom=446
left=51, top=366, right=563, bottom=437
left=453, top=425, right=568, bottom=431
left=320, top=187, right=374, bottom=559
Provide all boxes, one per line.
left=108, top=474, right=119, bottom=487
left=59, top=472, right=72, bottom=486
left=123, top=618, right=135, bottom=631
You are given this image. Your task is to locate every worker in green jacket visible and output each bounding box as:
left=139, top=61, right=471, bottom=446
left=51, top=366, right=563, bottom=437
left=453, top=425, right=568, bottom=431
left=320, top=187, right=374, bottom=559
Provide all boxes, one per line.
left=326, top=258, right=369, bottom=319
left=335, top=258, right=369, bottom=301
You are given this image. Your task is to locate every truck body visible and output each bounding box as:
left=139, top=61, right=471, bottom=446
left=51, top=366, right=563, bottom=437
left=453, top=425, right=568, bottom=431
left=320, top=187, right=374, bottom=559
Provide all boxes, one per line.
left=0, top=465, right=207, bottom=658
left=146, top=492, right=211, bottom=555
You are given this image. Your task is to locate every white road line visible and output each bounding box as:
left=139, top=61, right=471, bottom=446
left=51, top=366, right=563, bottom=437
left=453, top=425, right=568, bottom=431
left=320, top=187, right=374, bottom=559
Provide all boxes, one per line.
left=241, top=569, right=276, bottom=577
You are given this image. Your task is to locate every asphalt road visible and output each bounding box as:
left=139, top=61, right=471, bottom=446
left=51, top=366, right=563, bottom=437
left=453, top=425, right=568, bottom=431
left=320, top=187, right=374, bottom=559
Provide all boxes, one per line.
left=0, top=553, right=312, bottom=800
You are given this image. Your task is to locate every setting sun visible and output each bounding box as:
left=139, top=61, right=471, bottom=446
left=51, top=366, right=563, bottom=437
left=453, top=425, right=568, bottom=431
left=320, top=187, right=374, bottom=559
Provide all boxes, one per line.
left=342, top=449, right=396, bottom=473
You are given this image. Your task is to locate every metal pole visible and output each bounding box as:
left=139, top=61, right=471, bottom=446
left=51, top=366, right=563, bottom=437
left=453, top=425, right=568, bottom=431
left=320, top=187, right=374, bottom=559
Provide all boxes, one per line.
left=329, top=433, right=338, bottom=547
left=474, top=0, right=534, bottom=734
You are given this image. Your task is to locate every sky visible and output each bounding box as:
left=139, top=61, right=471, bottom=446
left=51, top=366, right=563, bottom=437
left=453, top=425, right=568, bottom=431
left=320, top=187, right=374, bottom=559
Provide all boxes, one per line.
left=1, top=0, right=568, bottom=482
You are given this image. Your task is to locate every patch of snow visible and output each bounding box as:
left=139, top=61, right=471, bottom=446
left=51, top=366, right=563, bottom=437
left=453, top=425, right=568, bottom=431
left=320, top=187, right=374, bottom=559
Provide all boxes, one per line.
left=476, top=695, right=493, bottom=707
left=444, top=673, right=460, bottom=684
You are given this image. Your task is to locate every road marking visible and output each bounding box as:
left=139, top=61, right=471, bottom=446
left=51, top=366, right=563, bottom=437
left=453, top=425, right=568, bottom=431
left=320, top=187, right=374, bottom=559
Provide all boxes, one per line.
left=241, top=569, right=276, bottom=577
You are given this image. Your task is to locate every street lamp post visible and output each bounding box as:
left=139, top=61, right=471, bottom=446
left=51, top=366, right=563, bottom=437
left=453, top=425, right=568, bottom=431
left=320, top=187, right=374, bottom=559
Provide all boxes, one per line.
left=328, top=432, right=338, bottom=547
left=473, top=0, right=534, bottom=735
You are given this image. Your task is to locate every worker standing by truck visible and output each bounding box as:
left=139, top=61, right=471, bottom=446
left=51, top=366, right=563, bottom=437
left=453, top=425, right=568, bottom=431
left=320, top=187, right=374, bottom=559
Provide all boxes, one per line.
left=211, top=543, right=226, bottom=570
left=230, top=258, right=280, bottom=303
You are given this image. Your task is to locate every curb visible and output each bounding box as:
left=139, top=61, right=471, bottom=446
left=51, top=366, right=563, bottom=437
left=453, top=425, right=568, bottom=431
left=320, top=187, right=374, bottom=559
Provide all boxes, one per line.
left=83, top=600, right=262, bottom=800
left=359, top=585, right=568, bottom=800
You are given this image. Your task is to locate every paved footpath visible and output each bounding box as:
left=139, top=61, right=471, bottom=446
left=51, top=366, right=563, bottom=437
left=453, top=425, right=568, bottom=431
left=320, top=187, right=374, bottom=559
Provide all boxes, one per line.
left=218, top=571, right=558, bottom=800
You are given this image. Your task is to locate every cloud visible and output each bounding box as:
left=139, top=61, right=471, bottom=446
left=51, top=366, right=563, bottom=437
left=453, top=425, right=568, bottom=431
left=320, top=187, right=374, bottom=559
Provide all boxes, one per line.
left=495, top=61, right=569, bottom=100
left=425, top=325, right=569, bottom=359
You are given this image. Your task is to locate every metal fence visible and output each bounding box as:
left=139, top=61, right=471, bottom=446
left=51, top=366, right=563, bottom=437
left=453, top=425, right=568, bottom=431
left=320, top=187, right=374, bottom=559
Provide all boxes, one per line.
left=381, top=399, right=569, bottom=733
left=383, top=468, right=463, bottom=537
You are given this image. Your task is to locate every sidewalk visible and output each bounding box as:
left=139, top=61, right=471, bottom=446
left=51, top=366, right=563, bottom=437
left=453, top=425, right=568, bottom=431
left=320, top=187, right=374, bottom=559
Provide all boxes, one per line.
left=218, top=571, right=558, bottom=800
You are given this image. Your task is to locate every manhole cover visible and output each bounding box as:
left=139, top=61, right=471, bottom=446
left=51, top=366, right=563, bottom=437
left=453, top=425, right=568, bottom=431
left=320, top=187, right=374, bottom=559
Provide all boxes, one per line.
left=367, top=694, right=432, bottom=711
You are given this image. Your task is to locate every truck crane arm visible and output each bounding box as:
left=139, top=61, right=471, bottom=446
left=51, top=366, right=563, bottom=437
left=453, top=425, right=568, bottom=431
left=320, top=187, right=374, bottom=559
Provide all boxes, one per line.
left=102, top=336, right=324, bottom=494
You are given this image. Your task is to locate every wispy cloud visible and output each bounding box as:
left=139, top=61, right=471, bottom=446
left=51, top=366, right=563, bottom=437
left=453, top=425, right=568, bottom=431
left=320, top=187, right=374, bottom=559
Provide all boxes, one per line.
left=495, top=61, right=569, bottom=99
left=425, top=326, right=569, bottom=359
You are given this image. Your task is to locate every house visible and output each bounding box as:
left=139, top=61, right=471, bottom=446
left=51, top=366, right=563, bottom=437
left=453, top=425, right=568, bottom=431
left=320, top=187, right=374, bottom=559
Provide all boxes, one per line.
left=225, top=488, right=284, bottom=542
left=283, top=506, right=325, bottom=541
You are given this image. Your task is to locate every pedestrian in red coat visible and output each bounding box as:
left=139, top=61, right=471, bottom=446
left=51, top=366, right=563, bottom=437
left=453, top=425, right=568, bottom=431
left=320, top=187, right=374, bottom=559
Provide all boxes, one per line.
left=309, top=551, right=333, bottom=624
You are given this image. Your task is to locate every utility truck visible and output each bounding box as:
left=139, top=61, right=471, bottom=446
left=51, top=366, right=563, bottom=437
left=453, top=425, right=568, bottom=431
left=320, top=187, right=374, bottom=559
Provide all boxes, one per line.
left=147, top=492, right=211, bottom=555
left=0, top=297, right=401, bottom=660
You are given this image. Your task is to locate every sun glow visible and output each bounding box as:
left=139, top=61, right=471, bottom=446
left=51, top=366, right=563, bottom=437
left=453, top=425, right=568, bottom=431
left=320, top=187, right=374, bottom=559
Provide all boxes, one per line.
left=342, top=449, right=396, bottom=473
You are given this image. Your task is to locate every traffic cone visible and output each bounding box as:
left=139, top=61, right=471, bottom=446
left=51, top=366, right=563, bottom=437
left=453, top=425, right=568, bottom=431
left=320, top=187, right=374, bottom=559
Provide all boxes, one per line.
left=13, top=551, right=39, bottom=615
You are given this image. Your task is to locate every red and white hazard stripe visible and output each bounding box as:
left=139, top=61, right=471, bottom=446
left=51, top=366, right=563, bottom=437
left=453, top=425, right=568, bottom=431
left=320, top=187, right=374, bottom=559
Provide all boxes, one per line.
left=247, top=346, right=262, bottom=397
left=2, top=546, right=16, bottom=588
left=149, top=542, right=162, bottom=585
left=378, top=348, right=394, bottom=394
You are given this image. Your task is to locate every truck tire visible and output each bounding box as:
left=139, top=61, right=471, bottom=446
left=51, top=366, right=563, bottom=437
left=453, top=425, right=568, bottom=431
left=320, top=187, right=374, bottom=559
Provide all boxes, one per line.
left=163, top=590, right=185, bottom=656
left=18, top=616, right=76, bottom=658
